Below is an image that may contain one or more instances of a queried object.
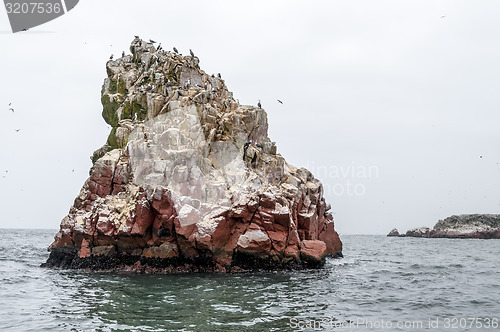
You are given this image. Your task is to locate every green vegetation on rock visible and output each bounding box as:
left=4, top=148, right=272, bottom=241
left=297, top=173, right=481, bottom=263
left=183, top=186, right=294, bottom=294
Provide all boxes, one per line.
left=101, top=95, right=119, bottom=127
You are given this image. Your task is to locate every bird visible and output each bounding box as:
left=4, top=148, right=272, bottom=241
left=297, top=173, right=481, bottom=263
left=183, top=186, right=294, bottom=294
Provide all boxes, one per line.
left=134, top=35, right=139, bottom=39
left=190, top=49, right=195, bottom=57
left=258, top=100, right=262, bottom=108
left=15, top=129, right=20, bottom=132
left=173, top=47, right=179, bottom=54
left=8, top=103, right=11, bottom=106
left=480, top=156, right=483, bottom=159
left=157, top=43, right=162, bottom=51
left=9, top=108, right=14, bottom=112
left=72, top=170, right=75, bottom=172
left=149, top=39, right=156, bottom=44
left=122, top=51, right=125, bottom=57
left=109, top=54, right=114, bottom=60
left=277, top=99, right=283, bottom=104
left=217, top=73, right=221, bottom=79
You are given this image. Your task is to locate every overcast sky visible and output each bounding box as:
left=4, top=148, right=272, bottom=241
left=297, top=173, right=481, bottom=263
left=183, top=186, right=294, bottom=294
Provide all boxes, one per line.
left=1, top=0, right=499, bottom=235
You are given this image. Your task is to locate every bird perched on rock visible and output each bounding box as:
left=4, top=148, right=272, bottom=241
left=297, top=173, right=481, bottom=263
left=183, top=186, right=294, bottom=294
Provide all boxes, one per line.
left=277, top=99, right=283, bottom=104
left=149, top=39, right=156, bottom=44
left=258, top=100, right=262, bottom=109
left=157, top=43, right=162, bottom=51
left=122, top=51, right=125, bottom=58
left=190, top=49, right=195, bottom=57
left=109, top=54, right=114, bottom=60
left=173, top=47, right=179, bottom=54
left=134, top=35, right=139, bottom=39
left=217, top=73, right=221, bottom=79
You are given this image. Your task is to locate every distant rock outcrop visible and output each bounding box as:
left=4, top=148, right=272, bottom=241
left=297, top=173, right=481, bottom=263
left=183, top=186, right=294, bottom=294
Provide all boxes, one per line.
left=43, top=38, right=343, bottom=273
left=390, top=214, right=500, bottom=239
left=386, top=228, right=400, bottom=237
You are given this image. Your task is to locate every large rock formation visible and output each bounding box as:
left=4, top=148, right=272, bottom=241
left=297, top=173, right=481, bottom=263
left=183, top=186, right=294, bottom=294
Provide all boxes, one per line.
left=390, top=214, right=500, bottom=239
left=43, top=38, right=342, bottom=273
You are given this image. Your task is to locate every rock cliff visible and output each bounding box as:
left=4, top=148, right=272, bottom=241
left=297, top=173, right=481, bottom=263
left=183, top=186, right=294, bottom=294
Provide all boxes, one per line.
left=43, top=38, right=342, bottom=273
left=389, top=214, right=500, bottom=239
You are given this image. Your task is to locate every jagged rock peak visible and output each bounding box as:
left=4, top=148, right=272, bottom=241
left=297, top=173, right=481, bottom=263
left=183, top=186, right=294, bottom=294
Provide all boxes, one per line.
left=44, top=38, right=342, bottom=273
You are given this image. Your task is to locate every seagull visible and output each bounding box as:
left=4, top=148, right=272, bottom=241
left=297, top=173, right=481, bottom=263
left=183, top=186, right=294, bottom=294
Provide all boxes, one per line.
left=8, top=103, right=11, bottom=106
left=109, top=54, right=114, bottom=60
left=277, top=99, right=283, bottom=104
left=480, top=155, right=483, bottom=159
left=72, top=170, right=75, bottom=172
left=149, top=39, right=156, bottom=44
left=134, top=35, right=139, bottom=39
left=122, top=51, right=125, bottom=57
left=190, top=49, right=195, bottom=57
left=15, top=129, right=20, bottom=132
left=173, top=47, right=179, bottom=54
left=217, top=73, right=221, bottom=79
left=257, top=100, right=262, bottom=109
left=157, top=43, right=162, bottom=51
left=9, top=108, right=14, bottom=112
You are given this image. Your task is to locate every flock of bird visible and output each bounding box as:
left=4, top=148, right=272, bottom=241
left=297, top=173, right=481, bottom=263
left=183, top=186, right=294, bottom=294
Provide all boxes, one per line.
left=6, top=102, right=20, bottom=132
left=109, top=36, right=287, bottom=110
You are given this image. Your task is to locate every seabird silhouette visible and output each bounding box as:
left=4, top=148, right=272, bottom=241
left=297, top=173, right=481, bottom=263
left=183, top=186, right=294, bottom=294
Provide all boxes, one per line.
left=134, top=35, right=139, bottom=39
left=149, top=39, right=156, bottom=44
left=277, top=99, right=283, bottom=104
left=190, top=49, right=195, bottom=57
left=173, top=47, right=179, bottom=54
left=122, top=51, right=125, bottom=57
left=109, top=54, right=114, bottom=60
left=217, top=73, right=221, bottom=78
left=9, top=108, right=14, bottom=112
left=258, top=100, right=262, bottom=109
left=15, top=129, right=20, bottom=132
left=8, top=103, right=11, bottom=106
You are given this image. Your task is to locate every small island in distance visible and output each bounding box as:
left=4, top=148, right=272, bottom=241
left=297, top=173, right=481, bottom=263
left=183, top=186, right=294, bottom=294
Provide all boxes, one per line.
left=388, top=214, right=500, bottom=239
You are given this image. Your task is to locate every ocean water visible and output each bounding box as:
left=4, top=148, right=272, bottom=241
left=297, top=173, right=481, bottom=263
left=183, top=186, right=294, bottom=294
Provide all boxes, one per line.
left=0, top=229, right=499, bottom=331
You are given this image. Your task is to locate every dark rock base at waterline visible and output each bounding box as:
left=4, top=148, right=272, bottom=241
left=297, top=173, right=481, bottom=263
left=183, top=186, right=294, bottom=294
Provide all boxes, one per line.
left=42, top=248, right=343, bottom=274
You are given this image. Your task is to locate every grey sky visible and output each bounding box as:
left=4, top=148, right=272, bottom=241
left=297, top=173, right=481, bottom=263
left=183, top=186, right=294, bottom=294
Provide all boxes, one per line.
left=0, top=0, right=499, bottom=234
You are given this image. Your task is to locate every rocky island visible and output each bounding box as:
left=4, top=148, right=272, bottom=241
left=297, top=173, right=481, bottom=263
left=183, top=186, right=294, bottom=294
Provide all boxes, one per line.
left=388, top=214, right=500, bottom=239
left=43, top=38, right=342, bottom=273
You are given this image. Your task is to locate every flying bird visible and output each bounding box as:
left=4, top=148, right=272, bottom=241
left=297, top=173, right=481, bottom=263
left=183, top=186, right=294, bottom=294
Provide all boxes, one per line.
left=8, top=103, right=11, bottom=106
left=9, top=108, right=14, bottom=112
left=15, top=129, right=20, bottom=132
left=173, top=47, right=179, bottom=54
left=190, top=49, right=195, bottom=57
left=258, top=100, right=262, bottom=109
left=277, top=99, right=283, bottom=104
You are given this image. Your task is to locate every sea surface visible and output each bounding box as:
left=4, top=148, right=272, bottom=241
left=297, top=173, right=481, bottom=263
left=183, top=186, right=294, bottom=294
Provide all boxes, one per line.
left=0, top=229, right=499, bottom=331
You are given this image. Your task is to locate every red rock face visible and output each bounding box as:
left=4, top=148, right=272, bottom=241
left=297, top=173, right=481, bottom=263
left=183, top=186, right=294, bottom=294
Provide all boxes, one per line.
left=43, top=38, right=342, bottom=273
